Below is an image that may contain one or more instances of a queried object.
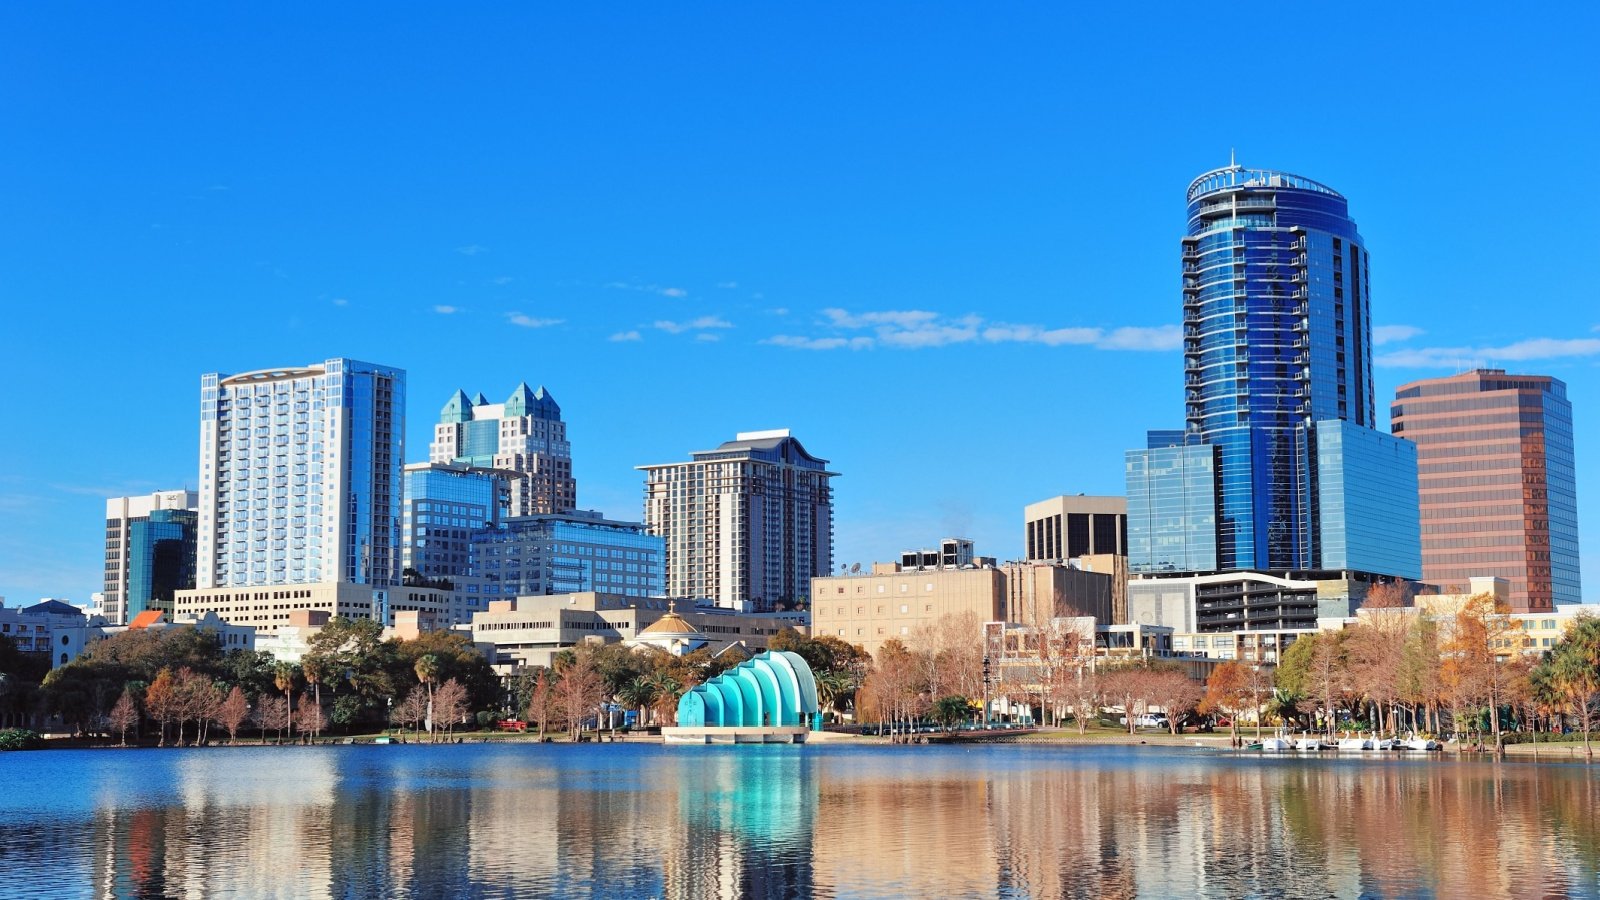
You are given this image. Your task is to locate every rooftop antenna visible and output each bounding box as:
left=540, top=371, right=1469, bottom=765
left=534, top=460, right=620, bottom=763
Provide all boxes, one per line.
left=1229, top=147, right=1237, bottom=168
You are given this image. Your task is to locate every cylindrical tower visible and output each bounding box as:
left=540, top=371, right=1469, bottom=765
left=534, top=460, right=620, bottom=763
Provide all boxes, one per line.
left=1180, top=164, right=1373, bottom=571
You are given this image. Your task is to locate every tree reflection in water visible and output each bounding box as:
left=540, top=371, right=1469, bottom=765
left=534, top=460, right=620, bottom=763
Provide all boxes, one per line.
left=3, top=744, right=1598, bottom=899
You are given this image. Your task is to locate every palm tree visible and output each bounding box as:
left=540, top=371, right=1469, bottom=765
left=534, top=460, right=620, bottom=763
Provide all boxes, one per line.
left=301, top=656, right=325, bottom=739
left=415, top=654, right=441, bottom=741
left=616, top=676, right=659, bottom=728
left=814, top=670, right=851, bottom=723
left=273, top=662, right=297, bottom=744
left=645, top=672, right=683, bottom=726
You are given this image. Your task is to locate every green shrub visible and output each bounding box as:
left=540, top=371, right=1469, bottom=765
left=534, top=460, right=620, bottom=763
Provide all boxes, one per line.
left=1502, top=732, right=1597, bottom=746
left=0, top=729, right=43, bottom=751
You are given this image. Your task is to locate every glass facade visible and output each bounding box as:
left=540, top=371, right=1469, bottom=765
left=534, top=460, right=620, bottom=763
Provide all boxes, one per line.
left=126, top=509, right=198, bottom=618
left=1314, top=420, right=1421, bottom=578
left=1127, top=438, right=1218, bottom=574
left=198, top=358, right=405, bottom=588
left=1392, top=370, right=1581, bottom=609
left=1181, top=165, right=1374, bottom=572
left=431, top=384, right=577, bottom=515
left=471, top=513, right=665, bottom=599
left=1125, top=164, right=1420, bottom=581
left=401, top=464, right=505, bottom=580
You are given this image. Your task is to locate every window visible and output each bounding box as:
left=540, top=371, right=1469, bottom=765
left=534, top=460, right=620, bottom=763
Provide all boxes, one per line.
left=924, top=583, right=933, bottom=592
left=899, top=626, right=909, bottom=635
left=899, top=604, right=908, bottom=614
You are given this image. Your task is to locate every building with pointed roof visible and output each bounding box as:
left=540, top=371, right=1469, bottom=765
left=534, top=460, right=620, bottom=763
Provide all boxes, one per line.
left=430, top=383, right=576, bottom=516
left=639, top=429, right=836, bottom=612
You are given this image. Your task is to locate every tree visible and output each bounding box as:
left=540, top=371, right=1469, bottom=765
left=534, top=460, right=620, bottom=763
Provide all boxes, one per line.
left=414, top=654, right=441, bottom=739
left=932, top=695, right=971, bottom=733
left=145, top=668, right=180, bottom=746
left=555, top=650, right=605, bottom=740
left=615, top=676, right=658, bottom=728
left=1147, top=668, right=1204, bottom=735
left=1539, top=615, right=1600, bottom=761
left=1063, top=667, right=1106, bottom=735
left=305, top=617, right=397, bottom=725
left=301, top=656, right=326, bottom=732
left=1347, top=612, right=1412, bottom=736
left=296, top=691, right=326, bottom=741
left=273, top=663, right=298, bottom=743
left=433, top=678, right=469, bottom=739
left=109, top=688, right=139, bottom=747
left=217, top=686, right=250, bottom=743
left=1363, top=581, right=1412, bottom=610
left=254, top=694, right=289, bottom=743
left=1441, top=593, right=1519, bottom=754
left=1101, top=664, right=1159, bottom=735
left=646, top=672, right=684, bottom=726
left=1201, top=662, right=1251, bottom=745
left=525, top=669, right=559, bottom=738
left=391, top=685, right=428, bottom=739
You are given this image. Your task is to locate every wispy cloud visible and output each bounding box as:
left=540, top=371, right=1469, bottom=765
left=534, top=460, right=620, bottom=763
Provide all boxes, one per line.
left=763, top=335, right=875, bottom=351
left=433, top=305, right=460, bottom=315
left=716, top=281, right=739, bottom=289
left=695, top=333, right=722, bottom=343
left=491, top=276, right=515, bottom=286
left=1377, top=337, right=1600, bottom=368
left=772, top=308, right=1180, bottom=352
left=1372, top=324, right=1424, bottom=346
left=655, top=315, right=734, bottom=334
left=506, top=312, right=564, bottom=328
left=331, top=297, right=349, bottom=307
left=609, top=330, right=643, bottom=342
left=607, top=281, right=688, bottom=298
left=457, top=244, right=489, bottom=256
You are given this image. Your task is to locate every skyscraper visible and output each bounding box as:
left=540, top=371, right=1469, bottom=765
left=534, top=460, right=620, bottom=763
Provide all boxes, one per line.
left=1127, top=163, right=1418, bottom=589
left=430, top=384, right=576, bottom=516
left=103, top=490, right=198, bottom=624
left=639, top=429, right=835, bottom=611
left=196, top=358, right=405, bottom=589
left=1392, top=369, right=1581, bottom=610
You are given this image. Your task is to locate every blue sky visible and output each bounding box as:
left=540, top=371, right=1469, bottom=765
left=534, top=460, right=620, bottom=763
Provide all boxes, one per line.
left=2, top=5, right=1598, bottom=604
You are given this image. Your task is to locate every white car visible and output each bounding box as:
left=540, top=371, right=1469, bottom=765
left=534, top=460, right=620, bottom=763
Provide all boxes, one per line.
left=1120, top=714, right=1169, bottom=728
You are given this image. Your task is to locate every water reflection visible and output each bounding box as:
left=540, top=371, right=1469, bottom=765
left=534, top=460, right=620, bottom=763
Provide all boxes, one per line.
left=3, top=744, right=1599, bottom=898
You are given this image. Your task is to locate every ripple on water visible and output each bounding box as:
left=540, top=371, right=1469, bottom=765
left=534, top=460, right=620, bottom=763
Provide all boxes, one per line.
left=4, top=743, right=1599, bottom=899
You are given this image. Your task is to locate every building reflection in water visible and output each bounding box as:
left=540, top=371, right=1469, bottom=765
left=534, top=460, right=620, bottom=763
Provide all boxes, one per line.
left=46, top=745, right=1600, bottom=898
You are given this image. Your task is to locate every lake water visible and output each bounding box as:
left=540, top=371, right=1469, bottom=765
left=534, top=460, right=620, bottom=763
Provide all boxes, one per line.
left=3, top=742, right=1598, bottom=899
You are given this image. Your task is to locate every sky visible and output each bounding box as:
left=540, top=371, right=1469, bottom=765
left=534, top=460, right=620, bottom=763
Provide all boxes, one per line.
left=2, top=5, right=1598, bottom=605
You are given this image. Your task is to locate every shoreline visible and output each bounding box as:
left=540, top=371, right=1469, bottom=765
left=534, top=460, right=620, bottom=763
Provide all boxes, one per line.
left=20, top=729, right=1595, bottom=759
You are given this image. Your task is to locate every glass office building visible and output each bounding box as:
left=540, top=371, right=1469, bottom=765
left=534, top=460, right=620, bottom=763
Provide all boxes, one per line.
left=198, top=358, right=406, bottom=588
left=401, top=463, right=506, bottom=580
left=125, top=509, right=198, bottom=619
left=1126, top=435, right=1218, bottom=574
left=1393, top=369, right=1581, bottom=609
left=430, top=384, right=577, bottom=516
left=1127, top=164, right=1418, bottom=580
left=471, top=512, right=665, bottom=599
left=1314, top=420, right=1421, bottom=579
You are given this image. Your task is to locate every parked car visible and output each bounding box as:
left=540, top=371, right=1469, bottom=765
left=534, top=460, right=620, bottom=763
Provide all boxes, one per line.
left=1120, top=714, right=1169, bottom=728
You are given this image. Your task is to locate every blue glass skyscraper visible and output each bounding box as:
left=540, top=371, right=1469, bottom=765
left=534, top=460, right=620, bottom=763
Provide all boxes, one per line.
left=1128, top=163, right=1418, bottom=580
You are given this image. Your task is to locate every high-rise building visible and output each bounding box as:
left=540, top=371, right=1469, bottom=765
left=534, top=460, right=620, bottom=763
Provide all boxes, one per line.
left=401, top=462, right=506, bottom=582
left=430, top=384, right=576, bottom=516
left=640, top=429, right=836, bottom=611
left=1023, top=495, right=1127, bottom=562
left=196, top=358, right=405, bottom=589
left=469, top=511, right=665, bottom=600
left=1392, top=369, right=1581, bottom=610
left=103, top=490, right=198, bottom=625
left=1124, top=164, right=1420, bottom=622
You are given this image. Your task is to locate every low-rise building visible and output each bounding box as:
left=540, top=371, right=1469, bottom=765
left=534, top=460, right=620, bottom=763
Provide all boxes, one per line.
left=0, top=598, right=95, bottom=668
left=810, top=543, right=1114, bottom=659
left=175, top=582, right=452, bottom=635
left=469, top=592, right=805, bottom=673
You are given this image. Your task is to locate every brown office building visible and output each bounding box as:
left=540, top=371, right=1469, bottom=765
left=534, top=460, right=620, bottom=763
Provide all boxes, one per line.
left=1391, top=369, right=1580, bottom=611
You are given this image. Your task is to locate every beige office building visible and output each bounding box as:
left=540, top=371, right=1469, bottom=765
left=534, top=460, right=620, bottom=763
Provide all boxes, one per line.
left=469, top=592, right=806, bottom=672
left=174, top=582, right=451, bottom=635
left=1024, top=495, right=1129, bottom=622
left=811, top=554, right=1113, bottom=660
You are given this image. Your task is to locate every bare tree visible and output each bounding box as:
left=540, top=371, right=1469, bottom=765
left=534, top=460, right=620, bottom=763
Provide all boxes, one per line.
left=555, top=652, right=606, bottom=740
left=296, top=691, right=326, bottom=741
left=391, top=685, right=428, bottom=740
left=1147, top=669, right=1204, bottom=735
left=434, top=678, right=469, bottom=740
left=109, top=688, right=139, bottom=747
left=145, top=668, right=180, bottom=747
left=217, top=686, right=250, bottom=743
left=526, top=669, right=558, bottom=739
left=253, top=694, right=289, bottom=744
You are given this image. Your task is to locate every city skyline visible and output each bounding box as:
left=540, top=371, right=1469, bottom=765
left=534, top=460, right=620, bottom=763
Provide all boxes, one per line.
left=4, top=7, right=1598, bottom=604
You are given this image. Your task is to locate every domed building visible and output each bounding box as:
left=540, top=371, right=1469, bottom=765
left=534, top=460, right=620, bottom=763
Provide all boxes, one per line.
left=624, top=603, right=710, bottom=656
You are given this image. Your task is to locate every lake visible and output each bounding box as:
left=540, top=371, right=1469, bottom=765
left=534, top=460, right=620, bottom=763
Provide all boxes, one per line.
left=2, top=742, right=1598, bottom=898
